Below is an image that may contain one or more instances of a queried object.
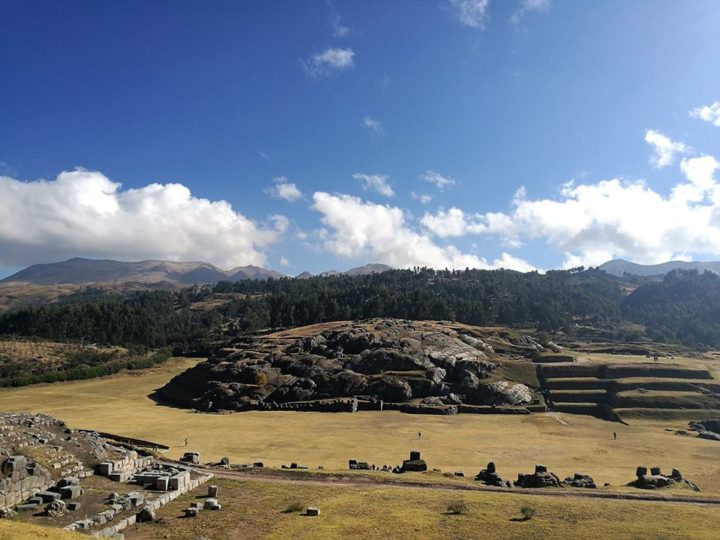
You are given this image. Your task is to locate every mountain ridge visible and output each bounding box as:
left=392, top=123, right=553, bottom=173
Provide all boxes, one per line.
left=599, top=259, right=720, bottom=277
left=1, top=258, right=394, bottom=286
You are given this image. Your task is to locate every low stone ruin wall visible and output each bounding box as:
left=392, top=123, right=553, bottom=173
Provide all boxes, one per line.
left=0, top=457, right=55, bottom=510
left=88, top=472, right=213, bottom=538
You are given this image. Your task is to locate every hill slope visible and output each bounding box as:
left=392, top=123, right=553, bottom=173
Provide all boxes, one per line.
left=600, top=259, right=720, bottom=277
left=1, top=258, right=285, bottom=285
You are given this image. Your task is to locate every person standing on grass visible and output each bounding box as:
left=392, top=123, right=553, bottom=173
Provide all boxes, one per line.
left=184, top=436, right=189, bottom=447
left=613, top=431, right=617, bottom=440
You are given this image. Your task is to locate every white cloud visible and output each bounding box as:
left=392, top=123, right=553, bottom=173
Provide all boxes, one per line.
left=511, top=0, right=551, bottom=24
left=412, top=192, right=433, bottom=204
left=265, top=176, right=303, bottom=202
left=421, top=170, right=456, bottom=189
left=327, top=0, right=349, bottom=37
left=0, top=169, right=285, bottom=268
left=363, top=116, right=383, bottom=133
left=690, top=101, right=720, bottom=127
left=311, top=191, right=535, bottom=271
left=279, top=256, right=290, bottom=267
left=353, top=173, right=395, bottom=197
left=644, top=129, right=687, bottom=168
left=421, top=207, right=486, bottom=237
left=420, top=152, right=720, bottom=268
left=447, top=0, right=490, bottom=28
left=303, top=48, right=355, bottom=77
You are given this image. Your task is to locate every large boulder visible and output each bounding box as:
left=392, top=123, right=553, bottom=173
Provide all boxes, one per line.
left=366, top=377, right=413, bottom=402
left=472, top=381, right=533, bottom=406
left=324, top=370, right=368, bottom=396
left=352, top=349, right=432, bottom=374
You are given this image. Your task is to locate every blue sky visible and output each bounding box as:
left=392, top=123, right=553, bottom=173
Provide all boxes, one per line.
left=1, top=0, right=720, bottom=277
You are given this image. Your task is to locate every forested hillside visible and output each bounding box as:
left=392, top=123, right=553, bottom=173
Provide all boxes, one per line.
left=1, top=267, right=719, bottom=349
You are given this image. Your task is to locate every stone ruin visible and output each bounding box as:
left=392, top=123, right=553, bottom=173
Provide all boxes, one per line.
left=474, top=461, right=512, bottom=487
left=401, top=451, right=427, bottom=473
left=515, top=464, right=562, bottom=488
left=132, top=463, right=192, bottom=492
left=0, top=412, right=214, bottom=537
left=180, top=451, right=201, bottom=465
left=688, top=418, right=720, bottom=442
left=629, top=466, right=700, bottom=491
left=563, top=473, right=596, bottom=489
left=348, top=459, right=372, bottom=470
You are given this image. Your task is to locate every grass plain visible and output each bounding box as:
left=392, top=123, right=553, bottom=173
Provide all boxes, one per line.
left=0, top=358, right=718, bottom=494
left=122, top=477, right=720, bottom=540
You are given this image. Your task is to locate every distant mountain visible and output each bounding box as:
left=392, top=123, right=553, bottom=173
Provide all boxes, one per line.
left=599, top=259, right=720, bottom=277
left=343, top=263, right=393, bottom=276
left=1, top=258, right=285, bottom=285
left=306, top=263, right=393, bottom=278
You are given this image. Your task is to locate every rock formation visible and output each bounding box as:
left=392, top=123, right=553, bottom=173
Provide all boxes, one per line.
left=158, top=319, right=539, bottom=413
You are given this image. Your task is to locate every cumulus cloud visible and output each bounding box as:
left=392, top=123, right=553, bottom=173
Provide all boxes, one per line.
left=421, top=207, right=486, bottom=237
left=363, top=116, right=383, bottom=133
left=690, top=101, right=720, bottom=127
left=0, top=169, right=285, bottom=268
left=311, top=191, right=535, bottom=271
left=447, top=0, right=490, bottom=28
left=645, top=129, right=687, bottom=168
left=421, top=170, right=456, bottom=189
left=511, top=0, right=551, bottom=24
left=303, top=48, right=354, bottom=77
left=265, top=176, right=303, bottom=201
left=421, top=152, right=720, bottom=268
left=353, top=173, right=395, bottom=197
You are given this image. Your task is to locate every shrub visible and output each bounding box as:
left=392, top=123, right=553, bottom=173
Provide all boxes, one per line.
left=447, top=500, right=468, bottom=515
left=255, top=371, right=269, bottom=386
left=520, top=505, right=536, bottom=521
left=283, top=501, right=305, bottom=513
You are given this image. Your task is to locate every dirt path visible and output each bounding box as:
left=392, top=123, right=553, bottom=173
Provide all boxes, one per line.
left=164, top=461, right=720, bottom=507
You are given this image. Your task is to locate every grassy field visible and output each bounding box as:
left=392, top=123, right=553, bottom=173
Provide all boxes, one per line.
left=0, top=358, right=718, bottom=495
left=122, top=477, right=720, bottom=540
left=0, top=520, right=83, bottom=540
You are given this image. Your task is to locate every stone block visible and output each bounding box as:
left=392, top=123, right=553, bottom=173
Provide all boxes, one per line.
left=109, top=471, right=131, bottom=482
left=204, top=497, right=220, bottom=510
left=60, top=485, right=82, bottom=499
left=154, top=477, right=169, bottom=491
left=96, top=462, right=114, bottom=476
left=67, top=501, right=81, bottom=511
left=306, top=506, right=320, bottom=516
left=2, top=455, right=27, bottom=475
left=58, top=476, right=80, bottom=487
left=36, top=490, right=61, bottom=502
left=208, top=485, right=219, bottom=497
left=168, top=471, right=190, bottom=491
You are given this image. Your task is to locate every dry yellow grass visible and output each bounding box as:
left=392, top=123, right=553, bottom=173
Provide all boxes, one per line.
left=0, top=339, right=124, bottom=367
left=0, top=520, right=84, bottom=540
left=123, top=477, right=720, bottom=540
left=0, top=358, right=718, bottom=495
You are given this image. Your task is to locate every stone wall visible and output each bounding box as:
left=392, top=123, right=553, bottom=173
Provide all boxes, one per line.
left=86, top=473, right=213, bottom=538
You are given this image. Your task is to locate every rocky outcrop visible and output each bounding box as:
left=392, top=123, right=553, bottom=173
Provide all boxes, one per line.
left=629, top=466, right=700, bottom=491
left=515, top=464, right=562, bottom=488
left=158, top=319, right=540, bottom=412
